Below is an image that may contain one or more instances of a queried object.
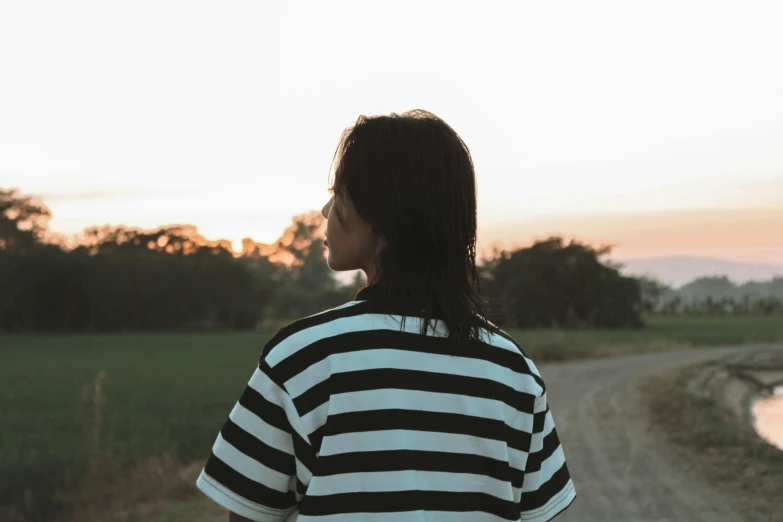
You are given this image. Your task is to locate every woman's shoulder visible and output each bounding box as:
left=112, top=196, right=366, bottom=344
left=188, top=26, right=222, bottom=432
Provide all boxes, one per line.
left=261, top=300, right=369, bottom=364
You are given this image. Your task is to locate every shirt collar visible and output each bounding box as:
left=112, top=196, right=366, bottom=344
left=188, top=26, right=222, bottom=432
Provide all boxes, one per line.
left=355, top=284, right=428, bottom=312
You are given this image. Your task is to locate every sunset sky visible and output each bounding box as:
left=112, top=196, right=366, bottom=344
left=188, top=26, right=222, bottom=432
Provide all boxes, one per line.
left=2, top=1, right=782, bottom=265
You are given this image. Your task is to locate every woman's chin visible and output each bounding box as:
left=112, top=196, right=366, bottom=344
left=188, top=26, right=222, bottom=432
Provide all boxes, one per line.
left=326, top=255, right=357, bottom=272
left=325, top=255, right=341, bottom=271
left=327, top=262, right=347, bottom=272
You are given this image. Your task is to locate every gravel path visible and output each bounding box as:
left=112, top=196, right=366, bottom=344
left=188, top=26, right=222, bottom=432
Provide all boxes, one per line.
left=543, top=345, right=778, bottom=522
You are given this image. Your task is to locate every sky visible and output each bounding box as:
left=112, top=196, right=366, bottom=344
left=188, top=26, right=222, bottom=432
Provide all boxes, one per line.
left=1, top=0, right=782, bottom=264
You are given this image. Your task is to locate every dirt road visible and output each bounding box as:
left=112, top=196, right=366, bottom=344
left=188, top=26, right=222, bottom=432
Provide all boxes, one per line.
left=543, top=345, right=779, bottom=522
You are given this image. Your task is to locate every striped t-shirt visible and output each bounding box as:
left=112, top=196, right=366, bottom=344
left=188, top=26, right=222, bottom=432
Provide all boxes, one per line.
left=197, top=285, right=576, bottom=522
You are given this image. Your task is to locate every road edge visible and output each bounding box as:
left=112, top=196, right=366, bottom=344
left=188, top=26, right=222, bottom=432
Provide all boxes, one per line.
left=641, top=348, right=783, bottom=522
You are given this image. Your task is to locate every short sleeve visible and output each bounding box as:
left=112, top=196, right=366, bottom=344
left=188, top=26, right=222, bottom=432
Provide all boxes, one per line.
left=196, top=359, right=312, bottom=522
left=518, top=390, right=577, bottom=521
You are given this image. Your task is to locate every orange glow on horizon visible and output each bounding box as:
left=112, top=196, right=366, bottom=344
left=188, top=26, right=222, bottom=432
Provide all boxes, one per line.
left=479, top=207, right=783, bottom=265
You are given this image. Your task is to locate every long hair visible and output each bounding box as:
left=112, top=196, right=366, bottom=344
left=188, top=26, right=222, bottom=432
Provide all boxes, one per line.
left=328, top=109, right=494, bottom=352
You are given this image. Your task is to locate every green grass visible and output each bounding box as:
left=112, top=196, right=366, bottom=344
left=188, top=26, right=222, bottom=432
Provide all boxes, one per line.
left=509, top=315, right=783, bottom=362
left=2, top=316, right=783, bottom=521
left=0, top=333, right=272, bottom=522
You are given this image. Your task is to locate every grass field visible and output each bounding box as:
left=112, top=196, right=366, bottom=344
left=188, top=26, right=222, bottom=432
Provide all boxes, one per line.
left=2, top=316, right=783, bottom=521
left=517, top=315, right=783, bottom=361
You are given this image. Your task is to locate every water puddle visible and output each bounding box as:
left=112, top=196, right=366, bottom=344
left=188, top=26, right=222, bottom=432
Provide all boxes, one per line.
left=753, top=385, right=783, bottom=450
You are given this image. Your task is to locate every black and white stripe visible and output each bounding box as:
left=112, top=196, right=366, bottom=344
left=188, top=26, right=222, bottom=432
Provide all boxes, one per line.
left=197, top=297, right=576, bottom=522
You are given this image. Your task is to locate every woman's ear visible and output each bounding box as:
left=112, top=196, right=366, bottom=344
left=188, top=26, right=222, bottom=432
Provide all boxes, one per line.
left=373, top=227, right=387, bottom=256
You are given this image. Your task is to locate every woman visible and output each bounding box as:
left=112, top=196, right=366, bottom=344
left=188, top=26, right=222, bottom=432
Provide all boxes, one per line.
left=196, top=110, right=576, bottom=522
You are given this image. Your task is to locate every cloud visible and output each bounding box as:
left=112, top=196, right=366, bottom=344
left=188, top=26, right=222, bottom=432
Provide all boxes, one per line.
left=40, top=190, right=149, bottom=202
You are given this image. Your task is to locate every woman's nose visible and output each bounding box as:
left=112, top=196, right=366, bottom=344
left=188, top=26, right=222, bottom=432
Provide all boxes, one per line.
left=321, top=197, right=332, bottom=219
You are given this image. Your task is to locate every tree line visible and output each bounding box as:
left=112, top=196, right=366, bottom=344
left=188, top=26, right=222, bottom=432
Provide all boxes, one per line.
left=15, top=186, right=779, bottom=334
left=639, top=276, right=783, bottom=316
left=0, top=188, right=365, bottom=332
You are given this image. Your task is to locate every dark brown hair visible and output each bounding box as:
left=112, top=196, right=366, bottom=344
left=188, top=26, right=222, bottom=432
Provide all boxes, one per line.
left=328, top=109, right=493, bottom=352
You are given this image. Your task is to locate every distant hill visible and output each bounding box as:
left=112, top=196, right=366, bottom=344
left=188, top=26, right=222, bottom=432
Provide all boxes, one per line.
left=616, top=256, right=783, bottom=287
left=675, top=276, right=783, bottom=302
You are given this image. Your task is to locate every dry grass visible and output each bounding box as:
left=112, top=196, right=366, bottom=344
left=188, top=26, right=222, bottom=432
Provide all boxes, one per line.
left=46, top=370, right=208, bottom=522
left=56, top=454, right=204, bottom=522
left=643, top=364, right=783, bottom=521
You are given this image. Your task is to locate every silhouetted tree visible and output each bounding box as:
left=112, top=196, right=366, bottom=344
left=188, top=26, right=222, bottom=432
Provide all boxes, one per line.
left=0, top=188, right=51, bottom=252
left=267, top=211, right=354, bottom=320
left=480, top=237, right=644, bottom=328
